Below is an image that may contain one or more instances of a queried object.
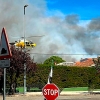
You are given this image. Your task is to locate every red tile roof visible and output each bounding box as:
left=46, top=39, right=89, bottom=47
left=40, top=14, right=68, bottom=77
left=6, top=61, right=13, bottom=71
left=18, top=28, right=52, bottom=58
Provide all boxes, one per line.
left=74, top=58, right=94, bottom=67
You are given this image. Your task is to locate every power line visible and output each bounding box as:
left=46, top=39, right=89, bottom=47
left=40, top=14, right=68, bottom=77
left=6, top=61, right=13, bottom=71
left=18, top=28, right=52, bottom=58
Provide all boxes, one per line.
left=30, top=53, right=100, bottom=55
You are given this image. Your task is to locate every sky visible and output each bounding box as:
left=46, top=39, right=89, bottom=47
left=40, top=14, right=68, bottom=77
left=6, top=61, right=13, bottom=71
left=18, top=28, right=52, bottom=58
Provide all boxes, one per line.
left=46, top=0, right=100, bottom=20
left=0, top=0, right=100, bottom=63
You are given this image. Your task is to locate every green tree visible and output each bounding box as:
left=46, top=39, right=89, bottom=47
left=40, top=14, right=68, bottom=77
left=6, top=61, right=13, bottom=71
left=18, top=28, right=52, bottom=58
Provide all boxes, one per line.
left=93, top=56, right=100, bottom=73
left=0, top=69, right=3, bottom=93
left=43, top=56, right=65, bottom=65
left=6, top=45, right=37, bottom=95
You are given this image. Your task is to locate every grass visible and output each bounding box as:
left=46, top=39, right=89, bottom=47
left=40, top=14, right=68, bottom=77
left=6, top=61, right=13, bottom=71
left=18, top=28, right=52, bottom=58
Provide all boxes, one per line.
left=16, top=87, right=41, bottom=93
left=62, top=87, right=88, bottom=91
left=30, top=87, right=40, bottom=90
left=16, top=87, right=100, bottom=93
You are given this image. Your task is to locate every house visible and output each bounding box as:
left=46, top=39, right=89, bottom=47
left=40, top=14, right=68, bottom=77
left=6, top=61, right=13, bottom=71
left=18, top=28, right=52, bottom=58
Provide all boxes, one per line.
left=56, top=58, right=96, bottom=67
left=56, top=62, right=75, bottom=66
left=74, top=58, right=95, bottom=67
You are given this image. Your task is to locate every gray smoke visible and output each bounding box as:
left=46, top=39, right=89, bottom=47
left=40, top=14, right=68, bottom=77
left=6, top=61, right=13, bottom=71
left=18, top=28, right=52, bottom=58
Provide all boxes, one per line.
left=0, top=0, right=100, bottom=63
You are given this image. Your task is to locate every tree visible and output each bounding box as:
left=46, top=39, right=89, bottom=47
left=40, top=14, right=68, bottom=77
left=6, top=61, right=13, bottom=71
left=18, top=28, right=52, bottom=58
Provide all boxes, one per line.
left=0, top=68, right=3, bottom=93
left=6, top=45, right=37, bottom=94
left=43, top=56, right=65, bottom=65
left=93, top=56, right=100, bottom=73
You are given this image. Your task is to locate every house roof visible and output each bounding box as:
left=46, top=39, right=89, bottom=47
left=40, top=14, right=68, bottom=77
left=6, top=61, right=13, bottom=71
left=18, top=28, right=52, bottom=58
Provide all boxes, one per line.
left=74, top=58, right=94, bottom=67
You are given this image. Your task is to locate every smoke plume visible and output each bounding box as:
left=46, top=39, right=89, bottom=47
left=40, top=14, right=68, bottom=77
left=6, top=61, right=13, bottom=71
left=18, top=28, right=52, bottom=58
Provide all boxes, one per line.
left=0, top=0, right=100, bottom=63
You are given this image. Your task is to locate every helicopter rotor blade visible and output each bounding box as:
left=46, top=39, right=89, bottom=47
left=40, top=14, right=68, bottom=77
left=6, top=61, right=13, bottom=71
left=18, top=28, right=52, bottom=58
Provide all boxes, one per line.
left=10, top=35, right=20, bottom=38
left=10, top=35, right=45, bottom=39
left=21, top=35, right=45, bottom=38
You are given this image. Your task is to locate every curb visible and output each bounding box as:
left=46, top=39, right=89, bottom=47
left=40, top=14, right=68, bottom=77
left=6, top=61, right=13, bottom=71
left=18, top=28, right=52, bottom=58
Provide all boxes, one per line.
left=1, top=91, right=100, bottom=97
left=20, top=91, right=88, bottom=96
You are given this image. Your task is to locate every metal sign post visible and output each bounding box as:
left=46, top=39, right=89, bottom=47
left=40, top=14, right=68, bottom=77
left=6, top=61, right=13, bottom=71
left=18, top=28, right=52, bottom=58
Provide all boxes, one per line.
left=44, top=60, right=54, bottom=100
left=23, top=5, right=28, bottom=94
left=3, top=68, right=6, bottom=100
left=0, top=59, right=10, bottom=100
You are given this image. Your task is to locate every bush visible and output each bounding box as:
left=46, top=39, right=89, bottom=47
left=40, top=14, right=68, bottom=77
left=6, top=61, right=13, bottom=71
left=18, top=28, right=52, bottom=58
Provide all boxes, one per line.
left=7, top=64, right=100, bottom=90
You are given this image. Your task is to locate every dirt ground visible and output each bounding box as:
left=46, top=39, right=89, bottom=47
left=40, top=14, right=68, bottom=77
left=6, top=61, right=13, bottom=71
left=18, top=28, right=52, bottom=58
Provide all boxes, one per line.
left=0, top=94, right=100, bottom=100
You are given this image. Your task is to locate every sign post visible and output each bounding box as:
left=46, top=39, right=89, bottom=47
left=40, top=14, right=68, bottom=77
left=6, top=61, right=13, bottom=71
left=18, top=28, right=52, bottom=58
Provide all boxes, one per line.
left=42, top=83, right=59, bottom=100
left=3, top=68, right=6, bottom=100
left=0, top=27, right=12, bottom=100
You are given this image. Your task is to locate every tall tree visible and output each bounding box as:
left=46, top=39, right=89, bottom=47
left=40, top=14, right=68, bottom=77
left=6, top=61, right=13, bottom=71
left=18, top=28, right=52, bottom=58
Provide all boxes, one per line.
left=6, top=45, right=37, bottom=94
left=43, top=56, right=65, bottom=65
left=93, top=56, right=100, bottom=73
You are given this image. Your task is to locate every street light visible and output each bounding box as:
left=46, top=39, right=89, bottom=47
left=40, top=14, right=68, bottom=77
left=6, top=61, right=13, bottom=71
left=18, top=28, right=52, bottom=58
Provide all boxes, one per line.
left=24, top=5, right=28, bottom=46
left=24, top=5, right=28, bottom=15
left=23, top=4, right=28, bottom=94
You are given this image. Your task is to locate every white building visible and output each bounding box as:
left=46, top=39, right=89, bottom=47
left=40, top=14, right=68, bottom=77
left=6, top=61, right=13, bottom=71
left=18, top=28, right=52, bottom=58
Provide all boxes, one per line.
left=56, top=62, right=75, bottom=66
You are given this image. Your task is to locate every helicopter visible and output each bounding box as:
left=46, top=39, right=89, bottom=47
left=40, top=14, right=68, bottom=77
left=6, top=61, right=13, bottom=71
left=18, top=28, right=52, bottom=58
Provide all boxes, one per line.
left=9, top=35, right=44, bottom=48
left=10, top=39, right=36, bottom=48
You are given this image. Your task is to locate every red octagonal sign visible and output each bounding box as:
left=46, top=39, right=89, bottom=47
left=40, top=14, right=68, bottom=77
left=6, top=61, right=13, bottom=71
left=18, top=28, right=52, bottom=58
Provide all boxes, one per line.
left=42, top=83, right=59, bottom=100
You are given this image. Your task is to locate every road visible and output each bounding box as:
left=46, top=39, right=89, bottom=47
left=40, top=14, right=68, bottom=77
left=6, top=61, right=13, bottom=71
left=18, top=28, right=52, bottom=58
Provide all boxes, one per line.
left=58, top=94, right=100, bottom=100
left=0, top=94, right=100, bottom=100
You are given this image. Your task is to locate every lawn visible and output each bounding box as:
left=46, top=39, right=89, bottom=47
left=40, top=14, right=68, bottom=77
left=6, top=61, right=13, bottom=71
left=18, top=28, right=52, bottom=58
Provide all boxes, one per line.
left=62, top=87, right=88, bottom=91
left=16, top=86, right=100, bottom=93
left=16, top=87, right=42, bottom=93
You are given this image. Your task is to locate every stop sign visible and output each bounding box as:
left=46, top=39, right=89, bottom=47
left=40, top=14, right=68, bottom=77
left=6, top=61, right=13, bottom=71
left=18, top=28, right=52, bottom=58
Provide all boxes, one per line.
left=42, top=83, right=59, bottom=100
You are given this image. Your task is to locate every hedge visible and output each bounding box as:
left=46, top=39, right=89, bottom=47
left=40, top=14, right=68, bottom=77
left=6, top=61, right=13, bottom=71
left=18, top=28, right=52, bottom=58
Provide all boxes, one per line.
left=6, top=64, right=100, bottom=90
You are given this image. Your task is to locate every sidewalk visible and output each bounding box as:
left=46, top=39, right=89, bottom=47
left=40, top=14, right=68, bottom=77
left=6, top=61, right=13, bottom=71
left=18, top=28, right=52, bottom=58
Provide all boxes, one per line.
left=25, top=90, right=100, bottom=96
left=24, top=91, right=88, bottom=96
left=1, top=91, right=100, bottom=97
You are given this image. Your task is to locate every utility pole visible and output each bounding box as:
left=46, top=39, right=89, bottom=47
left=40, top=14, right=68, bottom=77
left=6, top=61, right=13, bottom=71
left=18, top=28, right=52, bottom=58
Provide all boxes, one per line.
left=23, top=4, right=28, bottom=94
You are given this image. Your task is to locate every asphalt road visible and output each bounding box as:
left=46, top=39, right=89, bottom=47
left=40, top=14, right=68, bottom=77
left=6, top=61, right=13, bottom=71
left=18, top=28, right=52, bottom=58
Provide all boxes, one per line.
left=57, top=94, right=100, bottom=100
left=0, top=94, right=100, bottom=100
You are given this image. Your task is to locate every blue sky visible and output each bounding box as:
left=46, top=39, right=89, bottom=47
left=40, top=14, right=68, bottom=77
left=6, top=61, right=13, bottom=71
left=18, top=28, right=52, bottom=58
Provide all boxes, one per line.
left=46, top=0, right=100, bottom=20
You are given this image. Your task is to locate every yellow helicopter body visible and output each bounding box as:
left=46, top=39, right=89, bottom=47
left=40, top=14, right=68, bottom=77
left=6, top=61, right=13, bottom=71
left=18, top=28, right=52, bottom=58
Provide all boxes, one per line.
left=12, top=39, right=36, bottom=48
